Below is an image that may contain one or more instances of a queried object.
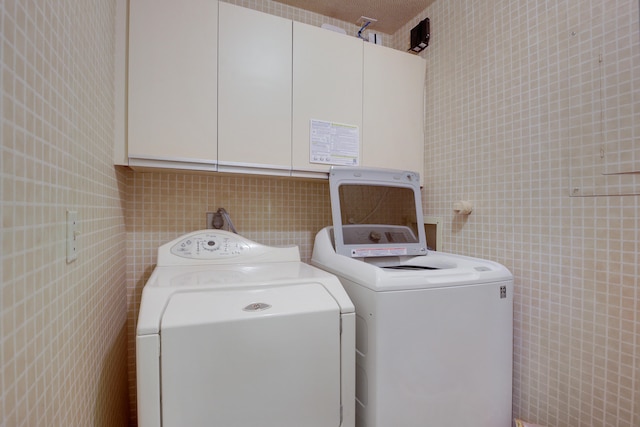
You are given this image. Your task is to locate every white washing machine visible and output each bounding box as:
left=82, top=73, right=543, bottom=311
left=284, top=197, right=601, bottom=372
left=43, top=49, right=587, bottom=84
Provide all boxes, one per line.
left=311, top=167, right=514, bottom=427
left=136, top=230, right=355, bottom=427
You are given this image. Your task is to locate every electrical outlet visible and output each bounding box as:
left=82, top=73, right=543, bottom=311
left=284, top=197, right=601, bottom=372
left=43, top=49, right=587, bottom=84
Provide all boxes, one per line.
left=66, top=210, right=79, bottom=263
left=206, top=212, right=215, bottom=229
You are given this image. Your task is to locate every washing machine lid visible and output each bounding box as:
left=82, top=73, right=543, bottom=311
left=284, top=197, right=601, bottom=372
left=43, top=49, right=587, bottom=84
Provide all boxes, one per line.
left=329, top=167, right=428, bottom=258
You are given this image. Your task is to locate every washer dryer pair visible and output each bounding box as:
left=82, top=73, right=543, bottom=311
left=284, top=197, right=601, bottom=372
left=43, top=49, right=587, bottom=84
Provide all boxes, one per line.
left=136, top=230, right=355, bottom=427
left=311, top=167, right=514, bottom=427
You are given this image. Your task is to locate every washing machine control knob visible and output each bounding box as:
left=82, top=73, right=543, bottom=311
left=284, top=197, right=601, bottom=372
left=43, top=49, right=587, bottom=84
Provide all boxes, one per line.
left=369, top=231, right=382, bottom=243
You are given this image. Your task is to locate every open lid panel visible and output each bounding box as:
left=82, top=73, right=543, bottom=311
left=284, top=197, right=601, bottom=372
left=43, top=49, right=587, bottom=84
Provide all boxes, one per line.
left=329, top=167, right=428, bottom=258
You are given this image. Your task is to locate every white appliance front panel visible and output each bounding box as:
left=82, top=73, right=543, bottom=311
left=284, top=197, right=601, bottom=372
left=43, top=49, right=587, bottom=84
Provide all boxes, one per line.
left=160, top=283, right=342, bottom=427
left=350, top=279, right=513, bottom=427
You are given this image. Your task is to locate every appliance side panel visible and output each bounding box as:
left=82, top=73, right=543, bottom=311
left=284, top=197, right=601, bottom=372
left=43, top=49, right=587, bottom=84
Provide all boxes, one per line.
left=136, top=335, right=161, bottom=427
left=337, top=279, right=380, bottom=427
left=340, top=312, right=356, bottom=427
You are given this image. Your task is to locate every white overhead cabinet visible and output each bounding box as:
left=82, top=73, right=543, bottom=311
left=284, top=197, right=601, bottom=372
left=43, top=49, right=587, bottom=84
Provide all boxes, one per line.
left=363, top=43, right=426, bottom=181
left=127, top=0, right=218, bottom=170
left=123, top=0, right=426, bottom=180
left=292, top=22, right=364, bottom=177
left=217, top=3, right=292, bottom=175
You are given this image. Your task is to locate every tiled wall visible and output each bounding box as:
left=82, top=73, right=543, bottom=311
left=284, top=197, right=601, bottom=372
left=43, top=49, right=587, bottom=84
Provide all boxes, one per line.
left=393, top=0, right=639, bottom=426
left=4, top=0, right=638, bottom=426
left=222, top=0, right=390, bottom=44
left=1, top=1, right=129, bottom=426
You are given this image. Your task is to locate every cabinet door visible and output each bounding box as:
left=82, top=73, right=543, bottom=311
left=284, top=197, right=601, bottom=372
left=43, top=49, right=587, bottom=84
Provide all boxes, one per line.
left=363, top=44, right=426, bottom=182
left=128, top=0, right=218, bottom=166
left=218, top=3, right=292, bottom=175
left=292, top=23, right=363, bottom=177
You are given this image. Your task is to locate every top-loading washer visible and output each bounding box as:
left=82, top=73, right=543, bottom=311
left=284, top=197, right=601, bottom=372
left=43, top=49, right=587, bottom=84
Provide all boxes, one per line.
left=136, top=230, right=355, bottom=427
left=311, top=167, right=514, bottom=427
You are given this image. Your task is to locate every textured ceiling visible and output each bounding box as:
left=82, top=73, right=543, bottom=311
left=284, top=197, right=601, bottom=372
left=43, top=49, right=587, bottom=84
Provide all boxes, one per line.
left=272, top=0, right=433, bottom=34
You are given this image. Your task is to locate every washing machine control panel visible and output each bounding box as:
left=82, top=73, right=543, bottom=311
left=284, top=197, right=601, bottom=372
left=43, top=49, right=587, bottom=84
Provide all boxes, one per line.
left=170, top=232, right=249, bottom=259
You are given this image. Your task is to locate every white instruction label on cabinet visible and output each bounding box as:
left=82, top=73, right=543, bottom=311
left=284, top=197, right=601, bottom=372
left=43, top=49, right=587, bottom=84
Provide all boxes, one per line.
left=309, top=119, right=359, bottom=166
